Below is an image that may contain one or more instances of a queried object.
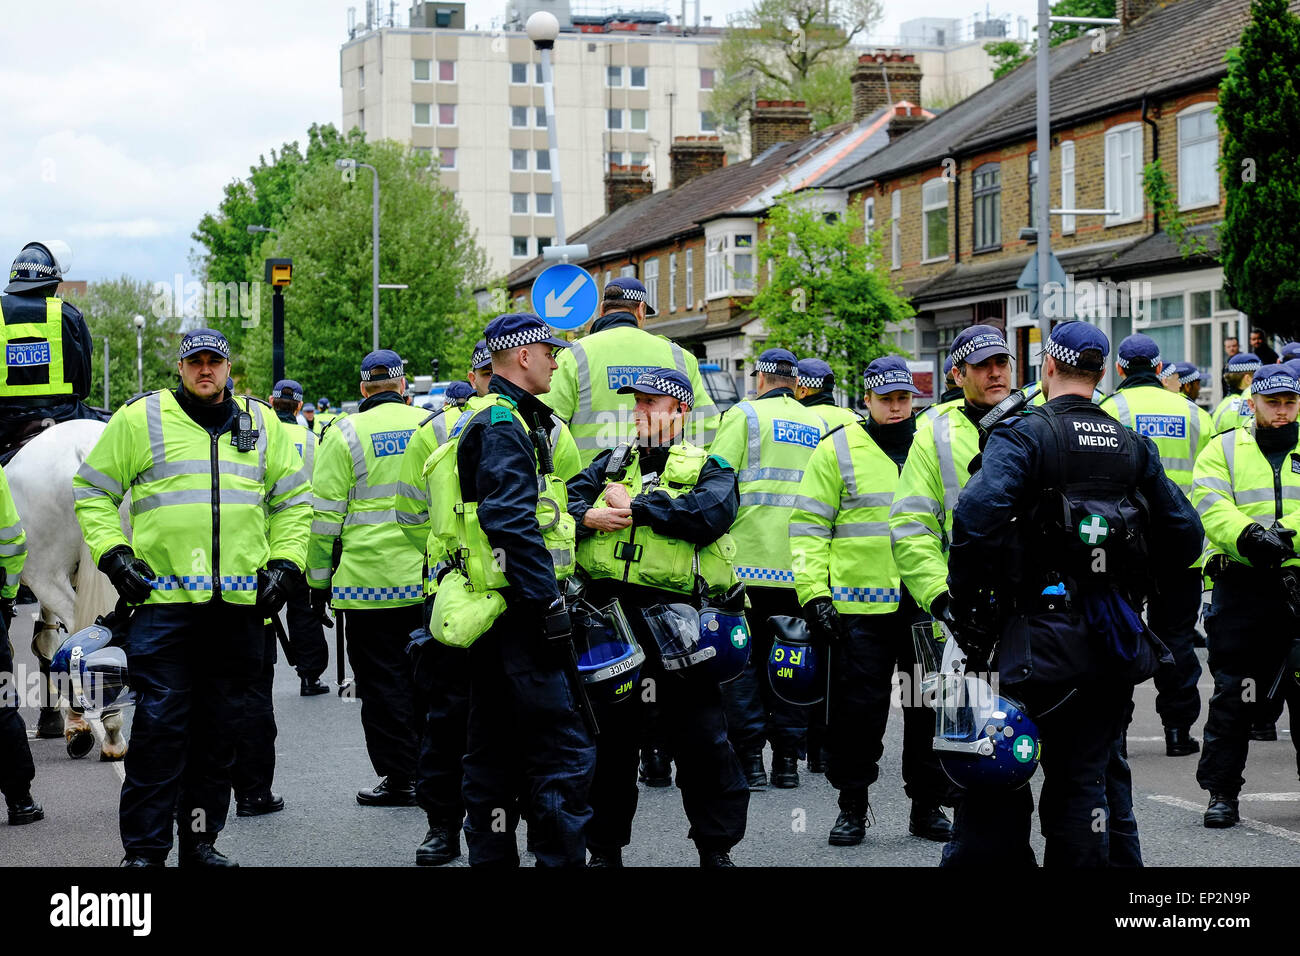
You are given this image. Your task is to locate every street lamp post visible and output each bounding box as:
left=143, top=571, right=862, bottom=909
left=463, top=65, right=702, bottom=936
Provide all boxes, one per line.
left=101, top=336, right=110, bottom=408
left=336, top=158, right=381, bottom=350
left=133, top=314, right=145, bottom=393
left=527, top=11, right=568, bottom=248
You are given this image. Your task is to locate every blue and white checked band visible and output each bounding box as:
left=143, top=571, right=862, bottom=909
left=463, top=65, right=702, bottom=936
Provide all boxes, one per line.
left=150, top=574, right=257, bottom=591
left=1252, top=373, right=1300, bottom=394
left=331, top=584, right=425, bottom=601
left=628, top=372, right=692, bottom=404
left=1228, top=358, right=1261, bottom=372
left=487, top=325, right=559, bottom=351
left=606, top=286, right=648, bottom=303
left=830, top=586, right=901, bottom=604
left=755, top=360, right=796, bottom=375
left=1158, top=362, right=1179, bottom=380
left=472, top=347, right=492, bottom=369
left=735, top=566, right=796, bottom=584
left=863, top=369, right=914, bottom=392
left=361, top=364, right=404, bottom=381
left=1179, top=367, right=1202, bottom=385
left=798, top=374, right=829, bottom=388
left=1117, top=353, right=1159, bottom=369
left=179, top=333, right=230, bottom=358
left=950, top=332, right=1007, bottom=365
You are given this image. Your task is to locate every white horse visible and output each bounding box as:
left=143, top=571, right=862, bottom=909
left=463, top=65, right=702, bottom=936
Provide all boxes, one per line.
left=6, top=419, right=128, bottom=760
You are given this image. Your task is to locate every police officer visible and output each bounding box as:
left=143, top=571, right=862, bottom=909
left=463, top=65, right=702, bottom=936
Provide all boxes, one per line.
left=792, top=357, right=951, bottom=846
left=1159, top=360, right=1183, bottom=392
left=796, top=358, right=863, bottom=431
left=941, top=322, right=1201, bottom=866
left=938, top=355, right=963, bottom=404
left=1173, top=362, right=1204, bottom=403
left=302, top=401, right=317, bottom=435
left=1100, top=334, right=1211, bottom=756
left=268, top=379, right=329, bottom=696
left=713, top=347, right=826, bottom=789
left=308, top=350, right=429, bottom=807
left=0, top=467, right=38, bottom=827
left=0, top=240, right=97, bottom=458
left=73, top=328, right=310, bottom=867
left=1192, top=364, right=1300, bottom=828
left=1213, top=352, right=1261, bottom=431
left=435, top=313, right=593, bottom=867
left=567, top=367, right=748, bottom=867
left=443, top=380, right=474, bottom=408
left=544, top=277, right=718, bottom=465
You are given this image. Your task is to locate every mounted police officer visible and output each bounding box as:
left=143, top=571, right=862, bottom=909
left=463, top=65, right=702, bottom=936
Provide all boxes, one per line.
left=0, top=240, right=97, bottom=460
left=308, top=350, right=429, bottom=807
left=567, top=367, right=749, bottom=868
left=0, top=468, right=37, bottom=827
left=1100, top=334, right=1212, bottom=757
left=1192, top=364, right=1300, bottom=828
left=796, top=358, right=863, bottom=431
left=73, top=328, right=311, bottom=867
left=544, top=277, right=719, bottom=465
left=791, top=357, right=951, bottom=846
left=1213, top=352, right=1261, bottom=431
left=941, top=322, right=1202, bottom=866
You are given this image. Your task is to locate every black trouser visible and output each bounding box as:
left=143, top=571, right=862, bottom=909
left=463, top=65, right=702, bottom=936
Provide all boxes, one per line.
left=414, top=614, right=471, bottom=829
left=1109, top=693, right=1142, bottom=867
left=1197, top=577, right=1300, bottom=795
left=722, top=585, right=809, bottom=756
left=0, top=625, right=35, bottom=801
left=941, top=678, right=1133, bottom=868
left=286, top=577, right=328, bottom=681
left=231, top=624, right=278, bottom=800
left=826, top=606, right=948, bottom=808
left=1146, top=566, right=1204, bottom=730
left=585, top=583, right=749, bottom=855
left=462, top=604, right=595, bottom=867
left=120, top=600, right=263, bottom=859
left=343, top=605, right=423, bottom=780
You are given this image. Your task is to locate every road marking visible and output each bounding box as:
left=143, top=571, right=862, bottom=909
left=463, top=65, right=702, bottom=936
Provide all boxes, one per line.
left=1147, top=794, right=1300, bottom=845
left=1239, top=792, right=1300, bottom=802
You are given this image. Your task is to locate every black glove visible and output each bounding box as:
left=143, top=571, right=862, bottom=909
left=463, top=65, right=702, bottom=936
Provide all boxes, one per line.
left=542, top=597, right=573, bottom=642
left=98, top=545, right=155, bottom=605
left=934, top=591, right=996, bottom=668
left=256, top=559, right=300, bottom=616
left=309, top=585, right=333, bottom=625
left=1237, top=524, right=1297, bottom=569
left=803, top=597, right=841, bottom=644
left=0, top=597, right=15, bottom=632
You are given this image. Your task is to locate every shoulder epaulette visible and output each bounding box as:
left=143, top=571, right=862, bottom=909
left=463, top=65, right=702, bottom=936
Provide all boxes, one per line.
left=419, top=409, right=445, bottom=429
left=817, top=422, right=849, bottom=444
left=489, top=405, right=514, bottom=425
left=240, top=395, right=271, bottom=410
left=123, top=389, right=158, bottom=407
left=707, top=454, right=732, bottom=471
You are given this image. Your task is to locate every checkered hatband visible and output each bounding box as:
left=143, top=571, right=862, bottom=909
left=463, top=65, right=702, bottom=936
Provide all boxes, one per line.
left=486, top=324, right=557, bottom=351
left=755, top=360, right=796, bottom=375
left=798, top=374, right=829, bottom=388
left=949, top=332, right=1007, bottom=365
left=632, top=373, right=692, bottom=404
left=360, top=364, right=404, bottom=382
left=863, top=368, right=914, bottom=392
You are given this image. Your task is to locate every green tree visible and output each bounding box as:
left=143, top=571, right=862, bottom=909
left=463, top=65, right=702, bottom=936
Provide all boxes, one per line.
left=710, top=0, right=884, bottom=133
left=749, top=195, right=913, bottom=398
left=1048, top=0, right=1115, bottom=43
left=236, top=140, right=487, bottom=400
left=70, top=277, right=183, bottom=409
left=1218, top=0, right=1300, bottom=335
left=984, top=39, right=1031, bottom=80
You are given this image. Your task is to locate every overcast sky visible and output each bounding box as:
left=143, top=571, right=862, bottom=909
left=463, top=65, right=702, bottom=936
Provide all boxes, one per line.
left=1, top=0, right=1035, bottom=290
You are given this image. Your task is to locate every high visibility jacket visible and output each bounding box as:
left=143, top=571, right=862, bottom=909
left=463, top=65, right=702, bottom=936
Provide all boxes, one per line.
left=1100, top=384, right=1213, bottom=498
left=73, top=390, right=310, bottom=605
left=709, top=393, right=825, bottom=589
left=543, top=322, right=720, bottom=465
left=307, top=397, right=429, bottom=608
left=888, top=402, right=981, bottom=613
left=1212, top=392, right=1252, bottom=432
left=791, top=422, right=902, bottom=615
left=423, top=393, right=575, bottom=594
left=278, top=418, right=317, bottom=476
left=577, top=441, right=737, bottom=594
left=0, top=296, right=71, bottom=398
left=0, top=468, right=27, bottom=599
left=920, top=398, right=963, bottom=423
left=1191, top=424, right=1300, bottom=568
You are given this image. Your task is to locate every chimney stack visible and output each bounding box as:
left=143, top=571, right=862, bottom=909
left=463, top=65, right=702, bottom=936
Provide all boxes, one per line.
left=1119, top=0, right=1163, bottom=25
left=851, top=51, right=923, bottom=123
left=605, top=164, right=653, bottom=214
left=749, top=100, right=812, bottom=156
left=887, top=102, right=926, bottom=142
left=670, top=136, right=727, bottom=189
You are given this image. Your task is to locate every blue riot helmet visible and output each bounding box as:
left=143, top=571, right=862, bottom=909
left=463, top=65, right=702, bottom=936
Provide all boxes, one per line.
left=766, top=615, right=826, bottom=706
left=641, top=598, right=750, bottom=683
left=573, top=599, right=644, bottom=706
left=697, top=604, right=751, bottom=683
left=49, top=623, right=133, bottom=716
left=933, top=672, right=1040, bottom=791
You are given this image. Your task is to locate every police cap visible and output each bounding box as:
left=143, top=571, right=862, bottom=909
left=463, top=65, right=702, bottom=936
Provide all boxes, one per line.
left=797, top=358, right=834, bottom=390
left=272, top=379, right=304, bottom=402
left=603, top=276, right=657, bottom=316
left=484, top=313, right=570, bottom=352
left=949, top=325, right=1011, bottom=367
left=863, top=356, right=921, bottom=395
left=1250, top=364, right=1300, bottom=396
left=751, top=347, right=798, bottom=378
left=1046, top=321, right=1109, bottom=371
left=361, top=349, right=405, bottom=381
left=616, top=367, right=693, bottom=406
left=1226, top=352, right=1261, bottom=374
left=179, top=328, right=230, bottom=360
left=1116, top=333, right=1160, bottom=369
left=471, top=339, right=492, bottom=371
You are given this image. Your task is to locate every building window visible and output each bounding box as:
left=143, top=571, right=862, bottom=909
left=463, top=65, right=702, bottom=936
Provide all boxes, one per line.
left=890, top=190, right=901, bottom=270
left=700, top=68, right=715, bottom=90
left=669, top=253, right=678, bottom=312
left=630, top=151, right=647, bottom=166
left=1142, top=294, right=1186, bottom=363
left=512, top=236, right=530, bottom=257
left=620, top=265, right=636, bottom=278
left=1060, top=141, right=1076, bottom=235
left=864, top=197, right=875, bottom=233
left=629, top=66, right=646, bottom=88
left=511, top=149, right=529, bottom=171
left=512, top=192, right=529, bottom=214
left=438, top=104, right=456, bottom=126
left=438, top=148, right=456, bottom=170
left=607, top=66, right=623, bottom=87
left=536, top=193, right=553, bottom=215
left=606, top=151, right=625, bottom=167
left=438, top=60, right=456, bottom=82
left=733, top=234, right=754, bottom=291
left=922, top=178, right=949, bottom=261
left=511, top=106, right=528, bottom=127
left=604, top=270, right=612, bottom=287
left=538, top=237, right=553, bottom=253
left=510, top=62, right=528, bottom=84
left=413, top=103, right=432, bottom=126
left=1105, top=123, right=1144, bottom=225
left=535, top=107, right=547, bottom=128
left=536, top=150, right=551, bottom=171
left=535, top=63, right=544, bottom=83
left=1178, top=105, right=1219, bottom=209
left=359, top=66, right=365, bottom=89
left=685, top=249, right=694, bottom=305
left=607, top=109, right=623, bottom=130
left=1027, top=151, right=1039, bottom=229
left=629, top=109, right=647, bottom=132
left=413, top=59, right=431, bottom=82
left=705, top=230, right=756, bottom=297
left=358, top=108, right=365, bottom=132
left=413, top=146, right=433, bottom=164
left=700, top=111, right=717, bottom=133
left=644, top=257, right=659, bottom=311
left=706, top=237, right=724, bottom=295
left=972, top=163, right=1001, bottom=252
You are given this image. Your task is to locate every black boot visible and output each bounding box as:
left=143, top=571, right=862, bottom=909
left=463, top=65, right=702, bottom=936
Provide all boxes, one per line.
left=357, top=776, right=417, bottom=807
left=741, top=751, right=767, bottom=791
left=639, top=748, right=673, bottom=788
left=6, top=792, right=44, bottom=826
left=828, top=791, right=869, bottom=846
left=119, top=855, right=163, bottom=867
left=1203, top=793, right=1239, bottom=828
left=236, top=791, right=285, bottom=817
left=807, top=747, right=828, bottom=774
left=179, top=842, right=238, bottom=868
left=34, top=707, right=63, bottom=739
left=770, top=753, right=799, bottom=789
left=300, top=676, right=330, bottom=696
left=699, top=849, right=736, bottom=867
left=587, top=847, right=624, bottom=867
left=1250, top=721, right=1278, bottom=741
left=908, top=802, right=953, bottom=842
left=1165, top=727, right=1200, bottom=757
left=416, top=824, right=461, bottom=866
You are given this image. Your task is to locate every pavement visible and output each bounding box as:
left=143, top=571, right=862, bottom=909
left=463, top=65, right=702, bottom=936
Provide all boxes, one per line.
left=3, top=602, right=1298, bottom=867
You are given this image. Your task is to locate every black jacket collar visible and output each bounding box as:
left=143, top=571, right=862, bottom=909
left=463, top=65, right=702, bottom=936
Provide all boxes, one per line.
left=1117, top=369, right=1162, bottom=392
left=591, top=311, right=639, bottom=334
left=800, top=391, right=836, bottom=408
left=489, top=374, right=552, bottom=426
left=359, top=390, right=406, bottom=413
left=757, top=387, right=795, bottom=401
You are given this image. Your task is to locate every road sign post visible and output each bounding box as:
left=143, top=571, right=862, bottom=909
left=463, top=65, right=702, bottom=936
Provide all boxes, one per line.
left=532, top=263, right=599, bottom=331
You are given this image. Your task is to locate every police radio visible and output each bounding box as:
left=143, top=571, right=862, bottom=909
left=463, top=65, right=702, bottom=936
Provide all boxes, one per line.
left=231, top=410, right=259, bottom=452
left=604, top=443, right=634, bottom=481
left=978, top=389, right=1028, bottom=433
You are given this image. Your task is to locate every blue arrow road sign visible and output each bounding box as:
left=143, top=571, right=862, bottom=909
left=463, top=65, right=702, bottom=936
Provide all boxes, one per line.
left=532, top=263, right=599, bottom=331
